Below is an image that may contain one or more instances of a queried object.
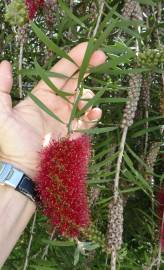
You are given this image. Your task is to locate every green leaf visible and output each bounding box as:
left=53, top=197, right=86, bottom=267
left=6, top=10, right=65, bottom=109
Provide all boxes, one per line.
left=98, top=5, right=118, bottom=33
left=90, top=152, right=118, bottom=171
left=18, top=68, right=37, bottom=78
left=73, top=247, right=80, bottom=266
left=94, top=137, right=114, bottom=150
left=137, top=0, right=155, bottom=5
left=96, top=197, right=111, bottom=206
left=131, top=126, right=162, bottom=138
left=78, top=38, right=95, bottom=85
left=120, top=187, right=141, bottom=193
left=95, top=97, right=128, bottom=104
left=88, top=174, right=114, bottom=185
left=31, top=22, right=76, bottom=65
left=91, top=63, right=148, bottom=74
left=108, top=67, right=150, bottom=75
left=44, top=71, right=69, bottom=79
left=94, top=148, right=112, bottom=160
left=67, top=39, right=96, bottom=130
left=67, top=36, right=99, bottom=131
left=122, top=168, right=150, bottom=196
left=123, top=153, right=152, bottom=193
left=34, top=60, right=72, bottom=100
left=94, top=19, right=118, bottom=50
left=103, top=42, right=135, bottom=56
left=20, top=69, right=69, bottom=80
left=126, top=144, right=158, bottom=175
left=117, top=21, right=141, bottom=39
left=77, top=89, right=106, bottom=117
left=130, top=115, right=164, bottom=128
left=31, top=266, right=57, bottom=270
left=42, top=240, right=75, bottom=247
left=89, top=170, right=115, bottom=178
left=67, top=84, right=84, bottom=133
left=59, top=0, right=86, bottom=28
left=28, top=92, right=65, bottom=124
left=76, top=126, right=118, bottom=134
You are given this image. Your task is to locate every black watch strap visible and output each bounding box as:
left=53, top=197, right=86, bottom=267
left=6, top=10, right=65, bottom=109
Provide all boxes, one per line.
left=15, top=175, right=37, bottom=203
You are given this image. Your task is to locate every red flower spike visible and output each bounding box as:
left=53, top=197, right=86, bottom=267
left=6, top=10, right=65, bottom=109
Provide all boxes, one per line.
left=36, top=136, right=91, bottom=237
left=25, top=0, right=45, bottom=19
left=157, top=187, right=164, bottom=252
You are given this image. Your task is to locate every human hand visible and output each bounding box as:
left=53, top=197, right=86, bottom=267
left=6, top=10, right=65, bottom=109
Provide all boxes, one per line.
left=0, top=42, right=106, bottom=179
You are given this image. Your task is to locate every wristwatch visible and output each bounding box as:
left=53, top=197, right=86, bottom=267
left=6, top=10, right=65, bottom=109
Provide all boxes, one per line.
left=0, top=161, right=36, bottom=202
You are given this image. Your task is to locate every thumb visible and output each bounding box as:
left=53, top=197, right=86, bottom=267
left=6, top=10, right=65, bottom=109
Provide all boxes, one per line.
left=0, top=60, right=13, bottom=94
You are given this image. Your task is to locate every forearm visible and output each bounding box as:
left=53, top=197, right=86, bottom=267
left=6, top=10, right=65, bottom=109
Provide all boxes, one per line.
left=0, top=186, right=36, bottom=267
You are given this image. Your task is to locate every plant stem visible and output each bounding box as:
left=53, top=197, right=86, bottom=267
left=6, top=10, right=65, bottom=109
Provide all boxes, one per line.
left=93, top=0, right=104, bottom=38
left=111, top=249, right=117, bottom=270
left=110, top=127, right=127, bottom=270
left=114, top=126, right=128, bottom=202
left=23, top=211, right=37, bottom=270
left=18, top=41, right=24, bottom=99
left=41, top=228, right=56, bottom=260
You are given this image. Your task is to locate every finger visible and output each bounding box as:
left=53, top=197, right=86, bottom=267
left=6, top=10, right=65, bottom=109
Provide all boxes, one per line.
left=77, top=89, right=94, bottom=111
left=62, top=50, right=106, bottom=93
left=0, top=61, right=13, bottom=94
left=82, top=107, right=102, bottom=128
left=33, top=42, right=106, bottom=94
left=75, top=107, right=102, bottom=132
left=0, top=61, right=13, bottom=112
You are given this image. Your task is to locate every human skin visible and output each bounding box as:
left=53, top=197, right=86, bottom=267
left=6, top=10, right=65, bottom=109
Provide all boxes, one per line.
left=0, top=42, right=106, bottom=266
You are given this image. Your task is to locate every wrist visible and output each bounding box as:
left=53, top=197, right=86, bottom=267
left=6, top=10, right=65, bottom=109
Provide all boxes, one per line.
left=0, top=158, right=36, bottom=179
left=0, top=185, right=36, bottom=267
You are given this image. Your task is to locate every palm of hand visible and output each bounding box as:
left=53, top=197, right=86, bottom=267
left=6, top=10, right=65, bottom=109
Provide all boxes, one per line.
left=0, top=43, right=105, bottom=179
left=0, top=90, right=70, bottom=178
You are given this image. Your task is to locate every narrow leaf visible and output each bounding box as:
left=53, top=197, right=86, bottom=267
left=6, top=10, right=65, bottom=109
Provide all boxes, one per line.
left=76, top=126, right=118, bottom=134
left=74, top=248, right=80, bottom=266
left=67, top=84, right=84, bottom=133
left=34, top=60, right=72, bottom=100
left=42, top=240, right=75, bottom=247
left=131, top=126, right=162, bottom=138
left=59, top=0, right=86, bottom=28
left=28, top=92, right=65, bottom=124
left=31, top=22, right=76, bottom=65
left=137, top=0, right=155, bottom=5
left=95, top=97, right=128, bottom=104
left=120, top=187, right=141, bottom=193
left=123, top=153, right=152, bottom=192
left=77, top=89, right=106, bottom=117
left=78, top=38, right=95, bottom=86
left=94, top=19, right=118, bottom=50
left=130, top=115, right=164, bottom=128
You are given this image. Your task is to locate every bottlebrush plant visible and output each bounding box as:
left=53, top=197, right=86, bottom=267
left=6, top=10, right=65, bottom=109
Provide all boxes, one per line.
left=36, top=136, right=91, bottom=237
left=25, top=0, right=45, bottom=20
left=1, top=0, right=163, bottom=269
left=5, top=0, right=45, bottom=26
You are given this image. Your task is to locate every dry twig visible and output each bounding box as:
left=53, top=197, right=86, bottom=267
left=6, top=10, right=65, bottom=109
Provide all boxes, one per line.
left=41, top=228, right=56, bottom=260
left=23, top=211, right=37, bottom=270
left=93, top=0, right=105, bottom=38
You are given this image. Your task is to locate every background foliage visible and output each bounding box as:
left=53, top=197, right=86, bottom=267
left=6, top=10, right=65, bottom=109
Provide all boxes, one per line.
left=0, top=0, right=164, bottom=269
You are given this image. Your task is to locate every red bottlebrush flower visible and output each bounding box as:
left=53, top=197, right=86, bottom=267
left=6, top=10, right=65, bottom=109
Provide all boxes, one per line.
left=25, top=0, right=45, bottom=19
left=36, top=136, right=91, bottom=237
left=157, top=187, right=164, bottom=252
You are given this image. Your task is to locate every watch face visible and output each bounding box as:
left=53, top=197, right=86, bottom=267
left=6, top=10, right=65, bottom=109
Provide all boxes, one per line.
left=0, top=162, right=23, bottom=188
left=0, top=162, right=7, bottom=184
